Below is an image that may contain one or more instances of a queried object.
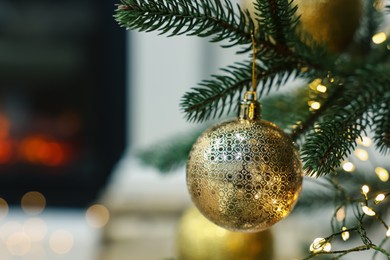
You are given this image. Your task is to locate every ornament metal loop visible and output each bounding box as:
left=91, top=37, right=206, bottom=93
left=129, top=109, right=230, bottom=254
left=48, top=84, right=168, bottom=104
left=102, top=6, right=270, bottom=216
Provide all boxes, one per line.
left=238, top=91, right=261, bottom=121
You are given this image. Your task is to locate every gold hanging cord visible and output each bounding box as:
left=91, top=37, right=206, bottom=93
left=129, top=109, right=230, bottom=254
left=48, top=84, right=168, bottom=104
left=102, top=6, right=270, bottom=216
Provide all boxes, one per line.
left=244, top=32, right=258, bottom=101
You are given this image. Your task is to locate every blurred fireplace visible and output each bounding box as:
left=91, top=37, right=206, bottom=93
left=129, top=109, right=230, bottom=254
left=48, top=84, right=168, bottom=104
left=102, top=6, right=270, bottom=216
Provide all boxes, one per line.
left=0, top=0, right=126, bottom=206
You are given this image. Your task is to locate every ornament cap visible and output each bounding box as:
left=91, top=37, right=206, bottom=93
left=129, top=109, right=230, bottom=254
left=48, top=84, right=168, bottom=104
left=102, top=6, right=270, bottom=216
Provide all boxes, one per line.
left=238, top=91, right=261, bottom=121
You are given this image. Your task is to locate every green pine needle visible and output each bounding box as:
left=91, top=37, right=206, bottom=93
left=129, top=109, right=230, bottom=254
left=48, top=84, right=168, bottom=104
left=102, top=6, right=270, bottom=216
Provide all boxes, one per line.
left=180, top=62, right=302, bottom=123
left=114, top=0, right=254, bottom=46
left=372, top=99, right=390, bottom=154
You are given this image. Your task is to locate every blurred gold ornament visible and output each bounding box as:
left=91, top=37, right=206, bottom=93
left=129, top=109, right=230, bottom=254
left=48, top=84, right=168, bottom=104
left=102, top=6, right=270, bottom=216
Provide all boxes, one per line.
left=176, top=206, right=274, bottom=260
left=241, top=0, right=362, bottom=52
left=186, top=93, right=303, bottom=232
left=295, top=0, right=362, bottom=52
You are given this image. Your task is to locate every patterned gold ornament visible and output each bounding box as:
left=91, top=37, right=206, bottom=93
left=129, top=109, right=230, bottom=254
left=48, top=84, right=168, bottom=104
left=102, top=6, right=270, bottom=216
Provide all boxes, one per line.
left=241, top=0, right=362, bottom=53
left=186, top=93, right=303, bottom=232
left=176, top=206, right=274, bottom=260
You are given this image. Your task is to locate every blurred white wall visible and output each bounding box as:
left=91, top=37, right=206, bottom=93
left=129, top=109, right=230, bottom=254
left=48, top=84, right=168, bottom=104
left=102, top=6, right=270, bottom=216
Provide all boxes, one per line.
left=127, top=31, right=240, bottom=149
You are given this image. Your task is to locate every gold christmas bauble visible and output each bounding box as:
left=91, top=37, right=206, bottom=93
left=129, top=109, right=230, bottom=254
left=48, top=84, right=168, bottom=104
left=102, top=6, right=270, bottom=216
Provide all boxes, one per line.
left=241, top=0, right=362, bottom=53
left=294, top=0, right=362, bottom=53
left=186, top=96, right=303, bottom=232
left=176, top=206, right=274, bottom=260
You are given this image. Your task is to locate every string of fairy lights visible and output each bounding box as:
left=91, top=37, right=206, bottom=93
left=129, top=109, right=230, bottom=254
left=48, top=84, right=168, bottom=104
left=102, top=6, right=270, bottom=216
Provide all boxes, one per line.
left=302, top=28, right=390, bottom=259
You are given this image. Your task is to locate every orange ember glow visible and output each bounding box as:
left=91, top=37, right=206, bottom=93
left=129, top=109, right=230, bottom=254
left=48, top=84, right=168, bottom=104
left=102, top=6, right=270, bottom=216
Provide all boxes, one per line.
left=0, top=114, right=10, bottom=139
left=20, top=136, right=69, bottom=166
left=0, top=113, right=76, bottom=167
left=0, top=139, right=13, bottom=164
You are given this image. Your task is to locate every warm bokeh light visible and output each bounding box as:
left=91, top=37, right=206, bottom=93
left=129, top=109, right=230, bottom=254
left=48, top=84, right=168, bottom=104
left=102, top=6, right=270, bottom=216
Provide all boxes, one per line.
left=309, top=79, right=322, bottom=90
left=0, top=113, right=11, bottom=139
left=6, top=232, right=31, bottom=256
left=0, top=198, right=9, bottom=220
left=372, top=32, right=387, bottom=44
left=342, top=161, right=355, bottom=172
left=375, top=167, right=389, bottom=182
left=386, top=228, right=390, bottom=237
left=357, top=136, right=372, bottom=147
left=0, top=221, right=23, bottom=242
left=361, top=205, right=376, bottom=216
left=20, top=136, right=68, bottom=166
left=341, top=227, right=350, bottom=241
left=354, top=149, right=369, bottom=161
left=336, top=207, right=346, bottom=222
left=308, top=101, right=321, bottom=110
left=361, top=185, right=370, bottom=195
left=374, top=194, right=385, bottom=204
left=0, top=138, right=13, bottom=164
left=316, top=84, right=327, bottom=93
left=373, top=0, right=385, bottom=11
left=86, top=204, right=110, bottom=228
left=23, top=218, right=47, bottom=242
left=310, top=237, right=331, bottom=253
left=21, top=192, right=46, bottom=216
left=49, top=230, right=74, bottom=254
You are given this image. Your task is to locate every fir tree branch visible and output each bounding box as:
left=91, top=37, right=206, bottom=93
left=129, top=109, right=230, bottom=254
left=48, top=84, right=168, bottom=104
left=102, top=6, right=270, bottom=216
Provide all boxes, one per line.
left=114, top=0, right=254, bottom=46
left=291, top=80, right=346, bottom=142
left=302, top=67, right=390, bottom=177
left=262, top=86, right=310, bottom=131
left=372, top=99, right=390, bottom=154
left=354, top=0, right=383, bottom=55
left=254, top=0, right=299, bottom=47
left=180, top=61, right=301, bottom=122
left=180, top=63, right=252, bottom=123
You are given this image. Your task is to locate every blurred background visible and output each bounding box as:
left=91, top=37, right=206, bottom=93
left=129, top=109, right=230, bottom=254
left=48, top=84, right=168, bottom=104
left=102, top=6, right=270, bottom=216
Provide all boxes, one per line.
left=0, top=0, right=389, bottom=260
left=0, top=0, right=126, bottom=258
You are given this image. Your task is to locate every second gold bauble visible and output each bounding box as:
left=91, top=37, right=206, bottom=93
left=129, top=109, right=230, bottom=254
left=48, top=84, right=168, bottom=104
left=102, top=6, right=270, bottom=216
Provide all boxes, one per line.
left=241, top=0, right=363, bottom=53
left=176, top=207, right=274, bottom=260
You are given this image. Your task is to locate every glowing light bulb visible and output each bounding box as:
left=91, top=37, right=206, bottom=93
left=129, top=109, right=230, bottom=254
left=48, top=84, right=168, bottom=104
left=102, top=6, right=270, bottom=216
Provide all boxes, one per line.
left=342, top=161, right=355, bottom=172
left=361, top=185, right=370, bottom=195
left=374, top=194, right=385, bottom=204
left=341, top=227, right=350, bottom=241
left=361, top=205, right=376, bottom=216
left=309, top=79, right=322, bottom=90
left=357, top=136, right=372, bottom=147
left=310, top=238, right=331, bottom=253
left=372, top=32, right=387, bottom=44
left=375, top=167, right=389, bottom=182
left=310, top=101, right=321, bottom=110
left=316, top=84, right=327, bottom=93
left=354, top=149, right=369, bottom=161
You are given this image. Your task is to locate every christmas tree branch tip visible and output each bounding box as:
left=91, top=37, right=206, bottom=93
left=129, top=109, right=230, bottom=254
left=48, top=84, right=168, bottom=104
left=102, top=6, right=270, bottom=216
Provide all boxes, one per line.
left=114, top=0, right=254, bottom=45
